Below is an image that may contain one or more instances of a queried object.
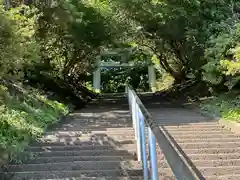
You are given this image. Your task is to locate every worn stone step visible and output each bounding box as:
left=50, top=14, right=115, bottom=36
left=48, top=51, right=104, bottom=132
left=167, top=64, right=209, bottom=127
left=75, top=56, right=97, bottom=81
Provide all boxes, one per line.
left=58, top=146, right=240, bottom=157
left=53, top=126, right=135, bottom=131
left=164, top=131, right=234, bottom=136
left=3, top=169, right=176, bottom=180
left=46, top=128, right=233, bottom=137
left=161, top=122, right=219, bottom=126
left=2, top=169, right=144, bottom=180
left=32, top=139, right=135, bottom=147
left=60, top=123, right=221, bottom=129
left=42, top=177, right=144, bottom=180
left=164, top=126, right=224, bottom=131
left=29, top=144, right=137, bottom=152
left=39, top=134, right=238, bottom=146
left=153, top=148, right=240, bottom=157
left=166, top=128, right=233, bottom=134
left=179, top=142, right=240, bottom=149
left=39, top=135, right=135, bottom=142
left=157, top=121, right=219, bottom=125
left=200, top=166, right=240, bottom=176
left=6, top=161, right=141, bottom=172
left=157, top=159, right=240, bottom=168
left=21, top=156, right=135, bottom=164
left=43, top=131, right=238, bottom=140
left=206, top=174, right=240, bottom=180
left=188, top=153, right=240, bottom=160
left=49, top=126, right=230, bottom=134
left=59, top=123, right=133, bottom=129
left=192, top=159, right=240, bottom=167
left=170, top=134, right=239, bottom=139
left=46, top=131, right=135, bottom=137
left=51, top=127, right=135, bottom=132
left=159, top=122, right=219, bottom=126
left=29, top=150, right=136, bottom=158
left=175, top=137, right=240, bottom=143
left=182, top=147, right=240, bottom=154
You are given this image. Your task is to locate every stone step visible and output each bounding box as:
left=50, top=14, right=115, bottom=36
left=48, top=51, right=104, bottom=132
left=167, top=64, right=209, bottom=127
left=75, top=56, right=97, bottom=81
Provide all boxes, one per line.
left=58, top=122, right=220, bottom=129
left=1, top=169, right=144, bottom=180
left=178, top=142, right=240, bottom=149
left=165, top=129, right=231, bottom=134
left=49, top=126, right=231, bottom=134
left=21, top=156, right=135, bottom=164
left=175, top=137, right=240, bottom=143
left=6, top=161, right=141, bottom=172
left=161, top=122, right=220, bottom=126
left=41, top=177, right=144, bottom=180
left=53, top=126, right=135, bottom=131
left=188, top=153, right=240, bottom=160
left=46, top=131, right=136, bottom=136
left=163, top=131, right=234, bottom=136
left=181, top=147, right=240, bottom=154
left=164, top=126, right=224, bottom=131
left=46, top=131, right=239, bottom=140
left=171, top=134, right=239, bottom=139
left=59, top=122, right=133, bottom=128
left=206, top=175, right=240, bottom=180
left=158, top=122, right=219, bottom=126
left=46, top=129, right=234, bottom=137
left=38, top=134, right=239, bottom=146
left=28, top=150, right=136, bottom=158
left=39, top=135, right=135, bottom=142
left=32, top=139, right=135, bottom=147
left=200, top=166, right=240, bottom=176
left=29, top=144, right=137, bottom=152
left=157, top=121, right=219, bottom=125
left=158, top=159, right=240, bottom=168
left=192, top=159, right=240, bottom=167
left=2, top=169, right=176, bottom=180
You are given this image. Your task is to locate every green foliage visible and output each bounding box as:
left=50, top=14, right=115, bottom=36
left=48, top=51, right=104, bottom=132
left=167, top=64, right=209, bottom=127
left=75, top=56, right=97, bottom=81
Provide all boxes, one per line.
left=203, top=20, right=240, bottom=89
left=200, top=93, right=240, bottom=122
left=107, top=0, right=240, bottom=86
left=0, top=83, right=69, bottom=164
left=101, top=66, right=149, bottom=93
left=0, top=5, right=40, bottom=78
left=1, top=0, right=239, bottom=90
left=156, top=73, right=175, bottom=91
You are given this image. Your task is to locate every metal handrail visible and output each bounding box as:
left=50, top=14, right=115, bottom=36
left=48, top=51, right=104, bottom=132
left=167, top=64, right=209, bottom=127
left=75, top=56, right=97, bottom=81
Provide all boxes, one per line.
left=126, top=84, right=200, bottom=180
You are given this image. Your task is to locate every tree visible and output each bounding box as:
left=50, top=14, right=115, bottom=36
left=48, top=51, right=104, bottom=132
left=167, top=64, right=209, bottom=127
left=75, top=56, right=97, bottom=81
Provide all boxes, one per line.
left=108, top=0, right=239, bottom=85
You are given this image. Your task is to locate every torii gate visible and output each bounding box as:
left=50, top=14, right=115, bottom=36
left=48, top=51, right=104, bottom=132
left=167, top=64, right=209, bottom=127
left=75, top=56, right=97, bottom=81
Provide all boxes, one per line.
left=93, top=49, right=156, bottom=93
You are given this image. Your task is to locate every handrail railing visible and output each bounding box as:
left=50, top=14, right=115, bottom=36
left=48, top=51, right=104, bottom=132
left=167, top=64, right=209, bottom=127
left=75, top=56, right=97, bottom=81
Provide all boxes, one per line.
left=126, top=84, right=200, bottom=180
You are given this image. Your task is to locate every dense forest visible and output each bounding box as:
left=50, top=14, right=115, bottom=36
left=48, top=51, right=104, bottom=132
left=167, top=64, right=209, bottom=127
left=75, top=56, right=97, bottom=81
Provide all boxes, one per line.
left=0, top=0, right=240, bottom=165
left=1, top=0, right=240, bottom=90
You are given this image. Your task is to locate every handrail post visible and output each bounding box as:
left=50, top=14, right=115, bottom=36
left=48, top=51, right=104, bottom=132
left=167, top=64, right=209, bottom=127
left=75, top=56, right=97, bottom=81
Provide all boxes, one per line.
left=131, top=92, right=137, bottom=141
left=139, top=110, right=148, bottom=180
left=136, top=103, right=142, bottom=161
left=148, top=126, right=159, bottom=180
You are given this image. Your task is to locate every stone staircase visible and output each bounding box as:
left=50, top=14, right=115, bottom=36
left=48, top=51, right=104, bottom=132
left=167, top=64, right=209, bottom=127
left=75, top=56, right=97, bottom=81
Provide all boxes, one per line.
left=2, top=94, right=240, bottom=180
left=150, top=107, right=240, bottom=180
left=2, top=97, right=146, bottom=179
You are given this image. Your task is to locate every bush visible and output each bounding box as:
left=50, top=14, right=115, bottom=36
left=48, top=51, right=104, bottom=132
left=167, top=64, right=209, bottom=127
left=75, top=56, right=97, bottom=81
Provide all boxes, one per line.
left=0, top=82, right=69, bottom=164
left=200, top=93, right=240, bottom=122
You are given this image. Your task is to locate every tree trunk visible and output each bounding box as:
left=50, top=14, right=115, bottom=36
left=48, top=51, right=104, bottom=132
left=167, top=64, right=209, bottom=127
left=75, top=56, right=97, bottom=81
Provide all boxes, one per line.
left=157, top=54, right=186, bottom=83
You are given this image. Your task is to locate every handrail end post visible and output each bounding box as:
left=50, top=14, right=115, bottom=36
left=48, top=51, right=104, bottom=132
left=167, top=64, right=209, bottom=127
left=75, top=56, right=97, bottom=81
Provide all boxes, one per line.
left=148, top=126, right=159, bottom=180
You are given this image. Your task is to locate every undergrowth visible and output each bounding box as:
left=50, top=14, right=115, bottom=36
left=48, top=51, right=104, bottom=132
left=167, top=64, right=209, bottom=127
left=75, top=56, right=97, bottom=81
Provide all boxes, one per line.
left=0, top=83, right=69, bottom=165
left=200, top=93, right=240, bottom=123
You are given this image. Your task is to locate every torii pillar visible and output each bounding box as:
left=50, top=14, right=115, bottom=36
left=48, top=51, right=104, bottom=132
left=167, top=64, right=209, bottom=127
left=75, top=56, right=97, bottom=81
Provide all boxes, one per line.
left=148, top=65, right=156, bottom=92
left=93, top=58, right=101, bottom=93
